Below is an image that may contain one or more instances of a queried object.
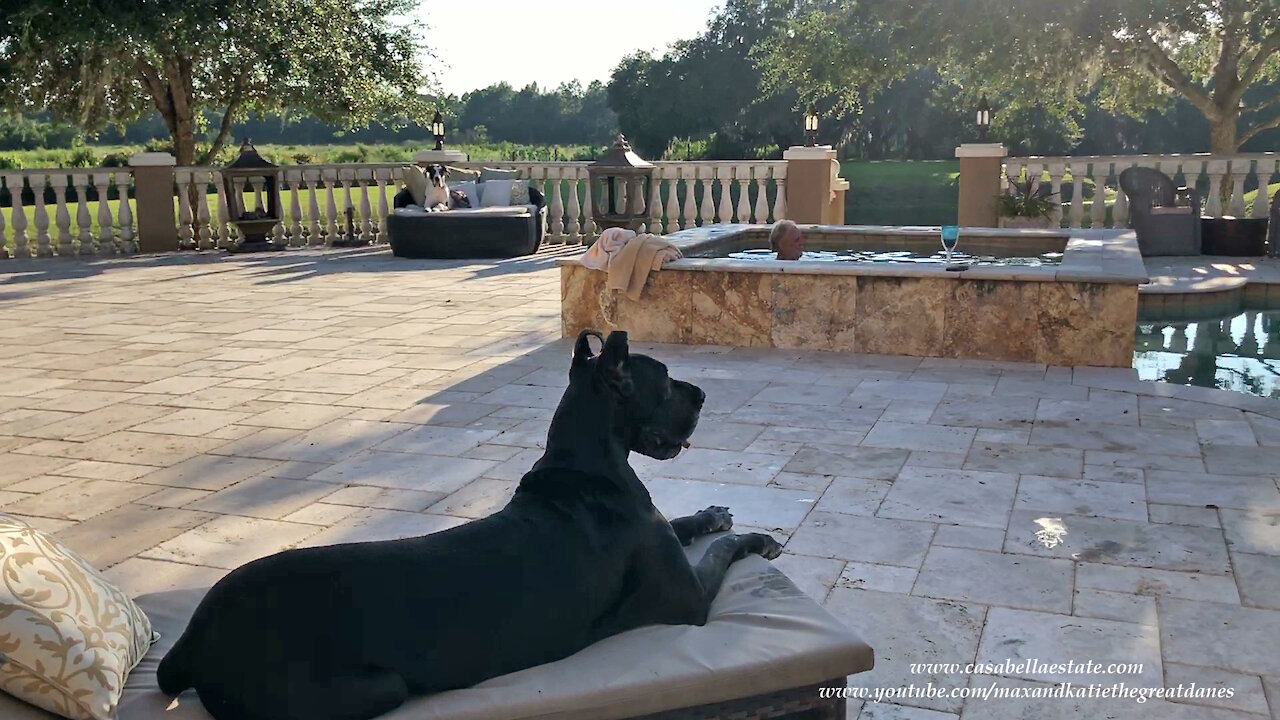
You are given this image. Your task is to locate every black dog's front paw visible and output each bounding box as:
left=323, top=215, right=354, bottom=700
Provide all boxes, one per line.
left=738, top=532, right=783, bottom=560
left=698, top=505, right=733, bottom=533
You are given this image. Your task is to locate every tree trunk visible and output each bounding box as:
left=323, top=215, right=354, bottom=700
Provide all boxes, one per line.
left=1209, top=112, right=1240, bottom=154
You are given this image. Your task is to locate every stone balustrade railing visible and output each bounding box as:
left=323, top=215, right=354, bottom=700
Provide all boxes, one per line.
left=2, top=157, right=793, bottom=259
left=0, top=168, right=135, bottom=258
left=1003, top=153, right=1280, bottom=228
left=171, top=160, right=788, bottom=250
left=452, top=161, right=788, bottom=244
left=173, top=163, right=402, bottom=250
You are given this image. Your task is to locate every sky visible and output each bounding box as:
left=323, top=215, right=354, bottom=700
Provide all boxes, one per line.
left=418, top=0, right=722, bottom=96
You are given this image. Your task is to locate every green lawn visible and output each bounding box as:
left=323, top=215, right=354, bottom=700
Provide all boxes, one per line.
left=841, top=160, right=959, bottom=225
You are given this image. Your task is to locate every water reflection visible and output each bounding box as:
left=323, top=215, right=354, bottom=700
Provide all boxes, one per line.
left=1134, top=310, right=1280, bottom=398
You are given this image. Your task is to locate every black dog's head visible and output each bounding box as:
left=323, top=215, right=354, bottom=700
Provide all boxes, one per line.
left=572, top=330, right=705, bottom=460
left=426, top=164, right=448, bottom=188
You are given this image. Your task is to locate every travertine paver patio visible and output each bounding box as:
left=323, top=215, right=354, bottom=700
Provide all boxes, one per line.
left=1, top=247, right=1279, bottom=720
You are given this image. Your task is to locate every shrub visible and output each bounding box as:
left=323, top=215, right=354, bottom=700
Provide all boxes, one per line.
left=101, top=152, right=132, bottom=168
left=68, top=148, right=99, bottom=167
left=0, top=154, right=22, bottom=169
left=291, top=151, right=319, bottom=165
left=998, top=175, right=1058, bottom=218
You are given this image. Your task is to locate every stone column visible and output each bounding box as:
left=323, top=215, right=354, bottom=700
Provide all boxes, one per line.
left=128, top=152, right=178, bottom=253
left=413, top=149, right=469, bottom=165
left=783, top=145, right=843, bottom=224
left=955, top=143, right=1007, bottom=227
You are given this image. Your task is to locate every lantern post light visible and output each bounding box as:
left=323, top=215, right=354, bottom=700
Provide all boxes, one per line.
left=976, top=94, right=992, bottom=142
left=431, top=110, right=446, bottom=151
left=804, top=104, right=819, bottom=147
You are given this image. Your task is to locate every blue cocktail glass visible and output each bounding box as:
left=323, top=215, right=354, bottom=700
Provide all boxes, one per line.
left=941, top=225, right=960, bottom=262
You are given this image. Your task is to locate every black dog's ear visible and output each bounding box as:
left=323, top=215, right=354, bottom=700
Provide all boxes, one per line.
left=598, top=331, right=633, bottom=395
left=573, top=329, right=604, bottom=369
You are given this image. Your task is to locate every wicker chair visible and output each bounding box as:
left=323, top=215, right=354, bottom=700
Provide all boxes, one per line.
left=1118, top=166, right=1202, bottom=256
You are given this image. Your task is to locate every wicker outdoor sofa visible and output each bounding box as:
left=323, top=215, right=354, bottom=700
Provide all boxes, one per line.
left=386, top=188, right=548, bottom=259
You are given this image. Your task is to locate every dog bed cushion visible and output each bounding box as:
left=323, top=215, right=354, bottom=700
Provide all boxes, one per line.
left=0, top=534, right=872, bottom=720
left=0, top=514, right=157, bottom=720
left=480, top=180, right=525, bottom=208
left=401, top=166, right=430, bottom=206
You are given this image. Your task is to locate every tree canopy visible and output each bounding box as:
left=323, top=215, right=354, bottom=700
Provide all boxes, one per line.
left=757, top=0, right=1280, bottom=153
left=0, top=0, right=430, bottom=165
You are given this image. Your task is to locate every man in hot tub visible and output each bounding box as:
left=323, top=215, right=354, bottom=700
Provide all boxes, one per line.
left=770, top=220, right=805, bottom=260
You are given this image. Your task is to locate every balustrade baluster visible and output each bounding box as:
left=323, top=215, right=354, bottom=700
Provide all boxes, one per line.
left=1204, top=159, right=1229, bottom=217
left=285, top=169, right=303, bottom=246
left=0, top=182, right=6, bottom=257
left=772, top=166, right=787, bottom=222
left=7, top=174, right=26, bottom=258
left=698, top=166, right=714, bottom=227
left=94, top=173, right=114, bottom=255
left=212, top=171, right=232, bottom=249
left=549, top=167, right=565, bottom=242
left=1253, top=159, right=1277, bottom=218
left=655, top=170, right=672, bottom=234
left=1046, top=163, right=1065, bottom=228
left=713, top=167, right=729, bottom=223
left=581, top=170, right=595, bottom=242
left=567, top=168, right=584, bottom=242
left=358, top=169, right=374, bottom=243
left=195, top=171, right=213, bottom=250
left=176, top=170, right=195, bottom=250
left=117, top=174, right=134, bottom=254
left=1112, top=161, right=1133, bottom=227
left=1229, top=159, right=1249, bottom=217
left=73, top=174, right=93, bottom=255
left=324, top=169, right=339, bottom=245
left=734, top=165, right=751, bottom=223
left=648, top=170, right=663, bottom=235
left=338, top=170, right=356, bottom=243
left=1088, top=162, right=1107, bottom=228
left=750, top=165, right=768, bottom=223
left=1068, top=164, right=1085, bottom=228
left=375, top=168, right=391, bottom=243
left=305, top=169, right=323, bottom=246
left=30, top=174, right=52, bottom=257
left=680, top=168, right=697, bottom=230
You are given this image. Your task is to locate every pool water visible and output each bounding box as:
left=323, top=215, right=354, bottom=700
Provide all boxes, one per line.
left=727, top=248, right=1064, bottom=266
left=1135, top=309, right=1280, bottom=398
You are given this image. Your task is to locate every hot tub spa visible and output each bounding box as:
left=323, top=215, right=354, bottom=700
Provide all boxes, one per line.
left=559, top=224, right=1149, bottom=367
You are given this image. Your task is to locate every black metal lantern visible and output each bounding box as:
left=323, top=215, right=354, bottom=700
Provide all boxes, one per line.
left=587, top=134, right=654, bottom=234
left=431, top=110, right=445, bottom=151
left=804, top=103, right=819, bottom=147
left=976, top=94, right=992, bottom=142
left=222, top=139, right=283, bottom=252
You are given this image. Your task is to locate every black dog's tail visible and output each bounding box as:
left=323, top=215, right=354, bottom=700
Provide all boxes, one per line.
left=156, top=629, right=196, bottom=696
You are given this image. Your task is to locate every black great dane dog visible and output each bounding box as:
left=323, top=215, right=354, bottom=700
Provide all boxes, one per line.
left=157, top=330, right=783, bottom=720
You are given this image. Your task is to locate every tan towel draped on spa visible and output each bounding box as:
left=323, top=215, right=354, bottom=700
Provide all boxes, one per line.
left=580, top=228, right=682, bottom=301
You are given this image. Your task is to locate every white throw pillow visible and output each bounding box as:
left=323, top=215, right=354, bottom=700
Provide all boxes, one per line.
left=0, top=514, right=157, bottom=720
left=480, top=179, right=518, bottom=208
left=452, top=181, right=479, bottom=207
left=401, top=166, right=429, bottom=206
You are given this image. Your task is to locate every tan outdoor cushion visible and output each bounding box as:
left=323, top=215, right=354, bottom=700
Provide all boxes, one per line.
left=0, top=514, right=157, bottom=720
left=401, top=166, right=430, bottom=206
left=0, top=534, right=872, bottom=720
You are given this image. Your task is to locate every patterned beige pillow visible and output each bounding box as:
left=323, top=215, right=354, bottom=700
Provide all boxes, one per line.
left=400, top=165, right=429, bottom=206
left=0, top=514, right=156, bottom=720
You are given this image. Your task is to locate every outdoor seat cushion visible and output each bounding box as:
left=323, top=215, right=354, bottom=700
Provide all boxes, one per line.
left=0, top=534, right=873, bottom=720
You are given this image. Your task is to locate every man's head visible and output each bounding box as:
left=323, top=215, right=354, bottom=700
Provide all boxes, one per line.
left=769, top=220, right=805, bottom=260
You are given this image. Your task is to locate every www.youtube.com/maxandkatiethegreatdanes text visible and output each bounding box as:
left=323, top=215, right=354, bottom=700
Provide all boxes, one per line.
left=817, top=659, right=1238, bottom=705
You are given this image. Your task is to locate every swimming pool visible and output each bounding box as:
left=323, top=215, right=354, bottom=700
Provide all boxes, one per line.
left=1135, top=308, right=1280, bottom=398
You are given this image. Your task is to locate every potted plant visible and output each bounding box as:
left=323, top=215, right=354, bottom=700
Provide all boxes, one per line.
left=997, top=175, right=1059, bottom=229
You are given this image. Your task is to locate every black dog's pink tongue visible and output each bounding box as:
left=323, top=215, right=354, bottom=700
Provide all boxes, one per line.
left=681, top=441, right=691, bottom=449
